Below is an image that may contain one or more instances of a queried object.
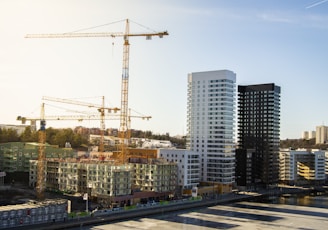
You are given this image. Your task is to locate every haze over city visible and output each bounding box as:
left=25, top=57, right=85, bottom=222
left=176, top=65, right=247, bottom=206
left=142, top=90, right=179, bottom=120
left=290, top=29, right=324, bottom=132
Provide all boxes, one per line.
left=1, top=0, right=328, bottom=139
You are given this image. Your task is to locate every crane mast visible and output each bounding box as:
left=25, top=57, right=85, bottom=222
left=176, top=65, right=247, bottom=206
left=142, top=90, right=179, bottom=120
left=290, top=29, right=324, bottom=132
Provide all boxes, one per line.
left=36, top=103, right=46, bottom=200
left=119, top=19, right=130, bottom=163
left=99, top=96, right=106, bottom=153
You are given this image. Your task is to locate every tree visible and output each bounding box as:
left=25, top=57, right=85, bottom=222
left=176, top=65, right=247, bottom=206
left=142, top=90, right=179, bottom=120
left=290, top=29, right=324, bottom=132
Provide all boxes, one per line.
left=45, top=128, right=88, bottom=148
left=46, top=127, right=58, bottom=145
left=0, top=128, right=20, bottom=143
left=280, top=138, right=328, bottom=150
left=20, top=126, right=38, bottom=142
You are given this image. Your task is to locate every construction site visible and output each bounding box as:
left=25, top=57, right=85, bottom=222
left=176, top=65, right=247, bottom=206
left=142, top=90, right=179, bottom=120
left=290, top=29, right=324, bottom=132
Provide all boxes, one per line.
left=0, top=19, right=175, bottom=229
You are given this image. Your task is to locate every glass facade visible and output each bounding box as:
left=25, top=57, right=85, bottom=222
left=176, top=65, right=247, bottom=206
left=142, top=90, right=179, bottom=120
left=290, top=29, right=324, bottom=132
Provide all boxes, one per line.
left=237, top=83, right=280, bottom=187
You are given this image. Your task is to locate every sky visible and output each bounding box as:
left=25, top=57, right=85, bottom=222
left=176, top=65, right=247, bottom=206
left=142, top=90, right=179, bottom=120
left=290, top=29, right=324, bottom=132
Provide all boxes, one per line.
left=1, top=0, right=328, bottom=139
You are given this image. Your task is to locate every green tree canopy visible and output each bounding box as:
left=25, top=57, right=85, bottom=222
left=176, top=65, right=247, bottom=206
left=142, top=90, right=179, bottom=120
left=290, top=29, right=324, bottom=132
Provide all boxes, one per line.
left=0, top=128, right=20, bottom=143
left=20, top=126, right=38, bottom=142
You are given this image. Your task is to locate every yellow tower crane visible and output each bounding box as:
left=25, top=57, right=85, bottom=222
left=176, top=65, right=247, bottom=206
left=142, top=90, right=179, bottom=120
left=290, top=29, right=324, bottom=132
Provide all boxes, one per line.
left=42, top=96, right=119, bottom=156
left=26, top=19, right=168, bottom=163
left=17, top=105, right=151, bottom=160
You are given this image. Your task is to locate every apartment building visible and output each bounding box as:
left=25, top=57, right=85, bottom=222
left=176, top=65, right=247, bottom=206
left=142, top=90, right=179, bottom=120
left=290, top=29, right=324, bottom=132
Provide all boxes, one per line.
left=130, top=157, right=177, bottom=193
left=142, top=139, right=173, bottom=148
left=279, top=149, right=325, bottom=185
left=186, top=70, right=236, bottom=188
left=159, top=149, right=200, bottom=190
left=316, top=125, right=328, bottom=144
left=0, top=199, right=68, bottom=229
left=0, top=142, right=74, bottom=173
left=302, top=130, right=316, bottom=140
left=302, top=131, right=309, bottom=140
left=236, top=83, right=281, bottom=188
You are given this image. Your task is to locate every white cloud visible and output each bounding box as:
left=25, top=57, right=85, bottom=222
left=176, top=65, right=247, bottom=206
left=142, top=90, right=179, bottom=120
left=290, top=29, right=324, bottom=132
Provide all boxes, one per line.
left=257, top=12, right=295, bottom=24
left=256, top=9, right=328, bottom=30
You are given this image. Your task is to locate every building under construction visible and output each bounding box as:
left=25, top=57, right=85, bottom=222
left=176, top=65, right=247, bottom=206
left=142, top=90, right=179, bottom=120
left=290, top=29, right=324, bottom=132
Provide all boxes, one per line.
left=29, top=148, right=177, bottom=208
left=30, top=158, right=132, bottom=197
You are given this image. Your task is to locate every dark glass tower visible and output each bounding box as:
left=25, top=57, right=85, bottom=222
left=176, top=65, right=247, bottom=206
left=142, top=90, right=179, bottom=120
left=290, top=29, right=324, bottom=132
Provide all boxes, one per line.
left=236, top=83, right=280, bottom=188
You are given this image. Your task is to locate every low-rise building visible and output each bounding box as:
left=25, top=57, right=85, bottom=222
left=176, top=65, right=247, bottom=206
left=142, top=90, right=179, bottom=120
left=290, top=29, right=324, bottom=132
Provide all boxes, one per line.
left=130, top=157, right=177, bottom=194
left=142, top=139, right=174, bottom=149
left=159, top=149, right=200, bottom=193
left=89, top=134, right=119, bottom=147
left=85, top=161, right=132, bottom=198
left=0, top=142, right=74, bottom=173
left=0, top=199, right=68, bottom=229
left=279, top=148, right=325, bottom=185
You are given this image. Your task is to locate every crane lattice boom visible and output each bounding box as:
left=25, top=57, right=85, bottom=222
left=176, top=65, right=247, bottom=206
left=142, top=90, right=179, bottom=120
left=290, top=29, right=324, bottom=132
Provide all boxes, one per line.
left=17, top=113, right=151, bottom=123
left=25, top=32, right=168, bottom=39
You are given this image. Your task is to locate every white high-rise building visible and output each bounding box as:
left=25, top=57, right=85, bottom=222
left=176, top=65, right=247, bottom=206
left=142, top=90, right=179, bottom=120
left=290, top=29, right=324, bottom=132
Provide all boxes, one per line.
left=316, top=125, right=328, bottom=144
left=186, top=70, right=236, bottom=184
left=302, top=130, right=316, bottom=140
left=302, top=131, right=309, bottom=140
left=309, top=131, right=316, bottom=139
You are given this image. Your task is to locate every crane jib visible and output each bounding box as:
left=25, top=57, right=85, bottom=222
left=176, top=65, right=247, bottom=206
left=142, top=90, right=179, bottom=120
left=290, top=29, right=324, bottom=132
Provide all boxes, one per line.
left=25, top=31, right=168, bottom=39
